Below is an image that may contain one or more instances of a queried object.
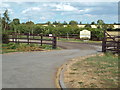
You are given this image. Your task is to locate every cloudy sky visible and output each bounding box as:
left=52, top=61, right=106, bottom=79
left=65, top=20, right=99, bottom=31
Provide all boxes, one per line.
left=1, top=1, right=119, bottom=24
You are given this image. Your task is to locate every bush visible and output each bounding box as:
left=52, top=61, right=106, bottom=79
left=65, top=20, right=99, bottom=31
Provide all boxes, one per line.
left=2, top=33, right=9, bottom=44
left=7, top=43, right=18, bottom=49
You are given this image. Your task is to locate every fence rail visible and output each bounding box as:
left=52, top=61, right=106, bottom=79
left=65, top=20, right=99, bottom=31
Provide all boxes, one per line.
left=8, top=33, right=57, bottom=49
left=102, top=30, right=120, bottom=53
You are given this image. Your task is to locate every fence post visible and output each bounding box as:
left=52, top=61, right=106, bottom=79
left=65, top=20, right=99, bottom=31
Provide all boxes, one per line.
left=27, top=33, right=29, bottom=44
left=17, top=33, right=20, bottom=44
left=67, top=33, right=69, bottom=40
left=17, top=33, right=19, bottom=43
left=52, top=36, right=57, bottom=49
left=12, top=33, right=14, bottom=42
left=117, top=41, right=120, bottom=54
left=102, top=30, right=106, bottom=52
left=41, top=35, right=43, bottom=46
left=15, top=33, right=17, bottom=43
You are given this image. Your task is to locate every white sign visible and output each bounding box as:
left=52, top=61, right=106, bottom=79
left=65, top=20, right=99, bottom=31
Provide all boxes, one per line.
left=49, top=34, right=52, bottom=37
left=80, top=30, right=91, bottom=39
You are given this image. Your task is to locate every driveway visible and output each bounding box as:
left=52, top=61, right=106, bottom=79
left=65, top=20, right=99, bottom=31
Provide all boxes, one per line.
left=2, top=41, right=102, bottom=88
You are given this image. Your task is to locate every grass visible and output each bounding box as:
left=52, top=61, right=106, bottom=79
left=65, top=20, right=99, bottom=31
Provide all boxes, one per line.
left=2, top=43, right=60, bottom=54
left=58, top=38, right=102, bottom=43
left=66, top=53, right=119, bottom=88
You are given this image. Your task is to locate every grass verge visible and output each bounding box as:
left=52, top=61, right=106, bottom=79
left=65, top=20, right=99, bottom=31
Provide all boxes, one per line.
left=58, top=38, right=102, bottom=44
left=1, top=43, right=60, bottom=54
left=64, top=53, right=119, bottom=88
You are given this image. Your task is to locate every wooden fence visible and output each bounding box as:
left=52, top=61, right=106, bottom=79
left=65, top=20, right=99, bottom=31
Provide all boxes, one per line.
left=56, top=34, right=102, bottom=41
left=56, top=34, right=79, bottom=39
left=102, top=30, right=120, bottom=53
left=8, top=33, right=57, bottom=49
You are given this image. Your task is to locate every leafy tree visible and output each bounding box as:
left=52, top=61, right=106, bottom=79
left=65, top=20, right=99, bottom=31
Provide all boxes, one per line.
left=97, top=20, right=104, bottom=25
left=69, top=20, right=78, bottom=25
left=85, top=24, right=91, bottom=28
left=2, top=10, right=10, bottom=32
left=13, top=18, right=20, bottom=25
left=21, top=22, right=25, bottom=24
left=63, top=21, right=67, bottom=25
left=91, top=21, right=95, bottom=25
left=46, top=21, right=51, bottom=25
left=53, top=21, right=58, bottom=25
left=97, top=20, right=105, bottom=29
left=26, top=21, right=34, bottom=25
left=56, top=21, right=63, bottom=27
left=10, top=18, right=20, bottom=33
left=79, top=21, right=82, bottom=24
left=0, top=14, right=2, bottom=32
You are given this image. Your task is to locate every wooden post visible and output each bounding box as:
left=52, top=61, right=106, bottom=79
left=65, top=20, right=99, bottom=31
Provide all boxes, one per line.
left=16, top=33, right=19, bottom=43
left=52, top=36, right=57, bottom=49
left=117, top=41, right=120, bottom=54
left=18, top=33, right=20, bottom=44
left=15, top=33, right=17, bottom=43
left=41, top=35, right=43, bottom=46
left=102, top=30, right=106, bottom=52
left=12, top=33, right=14, bottom=42
left=67, top=33, right=69, bottom=40
left=27, top=33, right=29, bottom=44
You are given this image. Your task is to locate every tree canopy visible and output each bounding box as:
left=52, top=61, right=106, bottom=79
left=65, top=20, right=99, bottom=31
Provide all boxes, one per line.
left=69, top=20, right=78, bottom=25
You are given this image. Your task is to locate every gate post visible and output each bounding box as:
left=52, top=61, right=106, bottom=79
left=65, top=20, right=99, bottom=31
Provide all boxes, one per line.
left=102, top=30, right=106, bottom=52
left=52, top=36, right=57, bottom=49
left=117, top=41, right=120, bottom=54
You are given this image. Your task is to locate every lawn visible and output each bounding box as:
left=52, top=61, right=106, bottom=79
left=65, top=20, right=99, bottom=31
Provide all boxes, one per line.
left=64, top=53, right=119, bottom=88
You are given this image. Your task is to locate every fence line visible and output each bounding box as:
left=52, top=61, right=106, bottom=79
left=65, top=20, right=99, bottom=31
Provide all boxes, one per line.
left=8, top=33, right=57, bottom=49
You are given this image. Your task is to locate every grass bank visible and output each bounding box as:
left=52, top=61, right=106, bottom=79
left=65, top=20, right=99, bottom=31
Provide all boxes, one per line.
left=1, top=43, right=60, bottom=54
left=64, top=53, right=119, bottom=88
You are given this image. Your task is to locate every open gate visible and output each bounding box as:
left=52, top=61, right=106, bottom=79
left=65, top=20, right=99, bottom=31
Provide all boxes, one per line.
left=102, top=30, right=120, bottom=53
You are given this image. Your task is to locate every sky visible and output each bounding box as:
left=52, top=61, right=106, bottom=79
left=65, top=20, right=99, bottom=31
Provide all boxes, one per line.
left=0, top=0, right=119, bottom=24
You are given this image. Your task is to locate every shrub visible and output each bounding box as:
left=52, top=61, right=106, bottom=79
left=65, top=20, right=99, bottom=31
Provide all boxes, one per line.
left=7, top=43, right=18, bottom=49
left=2, top=33, right=9, bottom=44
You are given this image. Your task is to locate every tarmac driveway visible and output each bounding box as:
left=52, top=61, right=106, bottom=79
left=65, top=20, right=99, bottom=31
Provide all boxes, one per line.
left=2, top=41, right=102, bottom=88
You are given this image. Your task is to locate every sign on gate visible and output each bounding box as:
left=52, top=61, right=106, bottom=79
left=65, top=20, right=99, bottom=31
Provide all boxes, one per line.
left=80, top=30, right=91, bottom=39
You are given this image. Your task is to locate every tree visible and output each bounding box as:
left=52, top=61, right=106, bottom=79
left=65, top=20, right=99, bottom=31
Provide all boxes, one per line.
left=97, top=20, right=105, bottom=29
left=53, top=21, right=58, bottom=25
left=46, top=21, right=51, bottom=25
left=79, top=21, right=82, bottom=24
left=9, top=18, right=20, bottom=33
left=13, top=18, right=20, bottom=25
left=0, top=14, right=1, bottom=25
left=69, top=20, right=78, bottom=25
left=26, top=21, right=34, bottom=25
left=97, top=20, right=104, bottom=25
left=63, top=21, right=67, bottom=25
left=85, top=24, right=91, bottom=28
left=56, top=21, right=63, bottom=27
left=2, top=10, right=10, bottom=32
left=91, top=21, right=95, bottom=25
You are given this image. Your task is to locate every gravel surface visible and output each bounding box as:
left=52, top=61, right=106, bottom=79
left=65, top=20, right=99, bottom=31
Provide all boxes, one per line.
left=2, top=41, right=102, bottom=88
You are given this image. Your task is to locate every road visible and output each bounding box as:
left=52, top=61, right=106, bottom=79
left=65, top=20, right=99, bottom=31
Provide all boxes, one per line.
left=2, top=41, right=102, bottom=88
